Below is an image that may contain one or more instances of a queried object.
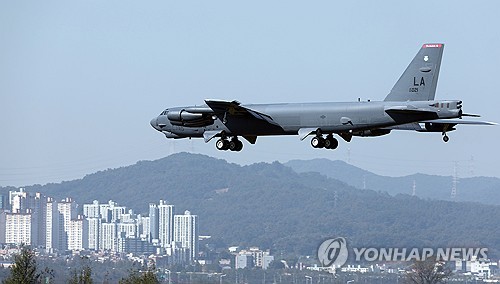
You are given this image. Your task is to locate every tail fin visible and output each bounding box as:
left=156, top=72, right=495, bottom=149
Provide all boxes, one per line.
left=384, top=43, right=444, bottom=101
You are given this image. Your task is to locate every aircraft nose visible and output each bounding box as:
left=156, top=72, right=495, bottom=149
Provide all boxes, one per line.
left=150, top=117, right=160, bottom=131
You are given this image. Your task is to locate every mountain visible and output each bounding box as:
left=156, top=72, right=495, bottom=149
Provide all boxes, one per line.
left=1, top=153, right=499, bottom=257
left=285, top=159, right=500, bottom=205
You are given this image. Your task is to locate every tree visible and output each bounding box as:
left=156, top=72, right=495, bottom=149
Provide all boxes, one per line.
left=404, top=257, right=452, bottom=284
left=3, top=245, right=53, bottom=284
left=68, top=257, right=93, bottom=284
left=119, top=262, right=159, bottom=284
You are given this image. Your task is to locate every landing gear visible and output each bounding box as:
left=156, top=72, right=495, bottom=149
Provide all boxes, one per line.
left=216, top=137, right=243, bottom=151
left=324, top=134, right=338, bottom=149
left=229, top=138, right=243, bottom=151
left=311, top=134, right=338, bottom=150
left=216, top=138, right=230, bottom=150
left=311, top=136, right=325, bottom=148
left=442, top=124, right=450, bottom=143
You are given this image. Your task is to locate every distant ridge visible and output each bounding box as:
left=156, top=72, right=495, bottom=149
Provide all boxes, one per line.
left=1, top=153, right=499, bottom=256
left=285, top=159, right=500, bottom=205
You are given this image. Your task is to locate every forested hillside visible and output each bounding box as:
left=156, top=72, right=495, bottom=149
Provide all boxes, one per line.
left=2, top=153, right=498, bottom=257
left=286, top=158, right=500, bottom=205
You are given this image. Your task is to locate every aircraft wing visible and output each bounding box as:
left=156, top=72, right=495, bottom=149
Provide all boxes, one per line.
left=205, top=99, right=282, bottom=128
left=421, top=119, right=497, bottom=125
left=383, top=119, right=496, bottom=132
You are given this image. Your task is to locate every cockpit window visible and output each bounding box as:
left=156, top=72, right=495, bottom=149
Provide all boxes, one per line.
left=160, top=109, right=168, bottom=115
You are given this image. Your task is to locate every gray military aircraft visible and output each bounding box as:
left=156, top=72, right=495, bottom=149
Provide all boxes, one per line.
left=150, top=43, right=494, bottom=152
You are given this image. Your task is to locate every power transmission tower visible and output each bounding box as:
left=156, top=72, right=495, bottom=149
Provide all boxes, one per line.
left=333, top=191, right=338, bottom=208
left=451, top=162, right=459, bottom=200
left=469, top=155, right=475, bottom=177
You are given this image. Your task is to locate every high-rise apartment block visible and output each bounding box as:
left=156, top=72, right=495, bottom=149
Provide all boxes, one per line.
left=174, top=210, right=199, bottom=262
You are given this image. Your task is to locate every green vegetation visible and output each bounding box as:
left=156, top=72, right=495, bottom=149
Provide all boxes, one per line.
left=2, top=245, right=53, bottom=284
left=404, top=257, right=452, bottom=284
left=118, top=262, right=159, bottom=284
left=68, top=257, right=93, bottom=284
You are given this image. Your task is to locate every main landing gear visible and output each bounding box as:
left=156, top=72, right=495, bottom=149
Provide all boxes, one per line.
left=216, top=137, right=243, bottom=152
left=311, top=134, right=339, bottom=150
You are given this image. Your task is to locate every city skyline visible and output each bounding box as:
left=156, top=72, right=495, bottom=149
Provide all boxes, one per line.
left=0, top=188, right=200, bottom=264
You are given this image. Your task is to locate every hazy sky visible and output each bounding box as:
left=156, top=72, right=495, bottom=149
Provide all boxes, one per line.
left=1, top=1, right=499, bottom=186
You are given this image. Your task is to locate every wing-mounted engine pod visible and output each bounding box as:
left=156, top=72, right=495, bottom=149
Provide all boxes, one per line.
left=352, top=129, right=391, bottom=137
left=167, top=109, right=214, bottom=127
left=167, top=109, right=203, bottom=121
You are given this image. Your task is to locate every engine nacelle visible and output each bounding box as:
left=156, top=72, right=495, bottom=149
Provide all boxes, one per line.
left=167, top=110, right=203, bottom=122
left=352, top=129, right=391, bottom=137
left=166, top=109, right=214, bottom=127
left=424, top=122, right=456, bottom=132
left=162, top=131, right=181, bottom=139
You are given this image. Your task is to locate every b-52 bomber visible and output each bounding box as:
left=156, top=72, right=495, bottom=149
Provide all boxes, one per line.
left=150, top=43, right=494, bottom=152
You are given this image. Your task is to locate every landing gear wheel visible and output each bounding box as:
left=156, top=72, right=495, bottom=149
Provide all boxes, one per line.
left=443, top=135, right=449, bottom=143
left=229, top=139, right=243, bottom=152
left=324, top=135, right=339, bottom=150
left=236, top=140, right=243, bottom=151
left=311, top=136, right=325, bottom=148
left=216, top=139, right=230, bottom=150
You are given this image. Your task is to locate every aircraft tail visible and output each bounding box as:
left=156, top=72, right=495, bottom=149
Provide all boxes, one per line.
left=384, top=43, right=444, bottom=102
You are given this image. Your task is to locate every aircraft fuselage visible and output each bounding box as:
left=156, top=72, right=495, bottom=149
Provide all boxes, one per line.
left=152, top=100, right=462, bottom=138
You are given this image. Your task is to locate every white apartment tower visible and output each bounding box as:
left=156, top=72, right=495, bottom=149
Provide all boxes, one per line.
left=87, top=217, right=101, bottom=250
left=9, top=188, right=28, bottom=213
left=83, top=200, right=101, bottom=250
left=45, top=197, right=57, bottom=250
left=83, top=200, right=100, bottom=218
left=158, top=200, right=174, bottom=247
left=174, top=210, right=198, bottom=262
left=3, top=211, right=34, bottom=245
left=68, top=216, right=88, bottom=251
left=138, top=215, right=150, bottom=240
left=100, top=222, right=118, bottom=251
left=57, top=198, right=77, bottom=251
left=30, top=193, right=49, bottom=247
left=5, top=189, right=49, bottom=247
left=149, top=203, right=159, bottom=241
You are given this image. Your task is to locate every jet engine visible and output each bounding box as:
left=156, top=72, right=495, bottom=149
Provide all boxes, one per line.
left=166, top=109, right=214, bottom=127
left=424, top=122, right=456, bottom=132
left=352, top=129, right=391, bottom=137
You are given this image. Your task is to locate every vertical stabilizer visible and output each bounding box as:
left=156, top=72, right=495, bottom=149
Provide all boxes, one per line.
left=384, top=44, right=444, bottom=101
